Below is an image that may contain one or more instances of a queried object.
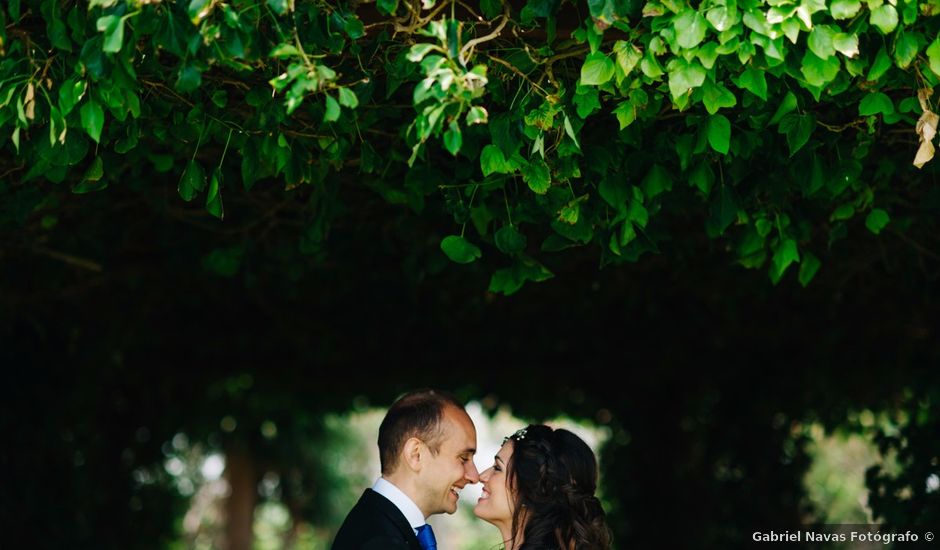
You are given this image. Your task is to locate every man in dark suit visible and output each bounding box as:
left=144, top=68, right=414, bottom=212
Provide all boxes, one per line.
left=331, top=389, right=480, bottom=550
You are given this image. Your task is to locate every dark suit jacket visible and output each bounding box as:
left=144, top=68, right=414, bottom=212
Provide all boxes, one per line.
left=331, top=488, right=424, bottom=550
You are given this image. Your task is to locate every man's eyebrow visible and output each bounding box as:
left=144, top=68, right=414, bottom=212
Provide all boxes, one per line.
left=461, top=447, right=476, bottom=455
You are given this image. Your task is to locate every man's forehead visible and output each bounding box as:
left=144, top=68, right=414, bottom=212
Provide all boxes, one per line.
left=440, top=407, right=476, bottom=449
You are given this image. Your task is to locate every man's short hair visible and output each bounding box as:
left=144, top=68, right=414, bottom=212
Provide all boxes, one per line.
left=378, top=389, right=465, bottom=474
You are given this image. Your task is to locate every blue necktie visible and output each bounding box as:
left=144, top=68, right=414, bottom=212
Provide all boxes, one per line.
left=416, top=524, right=437, bottom=550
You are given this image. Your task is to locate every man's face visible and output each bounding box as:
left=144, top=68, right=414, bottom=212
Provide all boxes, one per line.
left=417, top=405, right=479, bottom=516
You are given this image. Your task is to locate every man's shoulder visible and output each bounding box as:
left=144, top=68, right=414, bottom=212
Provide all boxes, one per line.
left=331, top=490, right=418, bottom=550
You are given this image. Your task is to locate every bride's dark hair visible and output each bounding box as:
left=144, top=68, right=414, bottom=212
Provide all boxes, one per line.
left=505, top=425, right=611, bottom=550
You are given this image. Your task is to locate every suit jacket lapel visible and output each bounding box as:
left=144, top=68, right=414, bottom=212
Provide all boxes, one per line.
left=364, top=489, right=423, bottom=550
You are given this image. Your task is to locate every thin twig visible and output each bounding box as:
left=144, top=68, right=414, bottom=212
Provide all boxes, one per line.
left=890, top=228, right=940, bottom=261
left=486, top=54, right=548, bottom=97
left=458, top=3, right=510, bottom=66
left=31, top=246, right=103, bottom=272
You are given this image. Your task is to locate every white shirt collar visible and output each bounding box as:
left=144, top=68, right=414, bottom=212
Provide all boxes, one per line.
left=372, top=477, right=425, bottom=534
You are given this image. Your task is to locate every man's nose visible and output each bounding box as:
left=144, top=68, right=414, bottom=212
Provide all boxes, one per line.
left=466, top=462, right=480, bottom=483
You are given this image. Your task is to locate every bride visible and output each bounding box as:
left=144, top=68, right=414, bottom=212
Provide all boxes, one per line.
left=474, top=424, right=611, bottom=550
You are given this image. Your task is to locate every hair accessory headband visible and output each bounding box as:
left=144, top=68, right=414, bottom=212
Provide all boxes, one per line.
left=502, top=427, right=528, bottom=445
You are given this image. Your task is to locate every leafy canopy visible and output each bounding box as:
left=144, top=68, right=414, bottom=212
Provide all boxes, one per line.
left=3, top=0, right=940, bottom=293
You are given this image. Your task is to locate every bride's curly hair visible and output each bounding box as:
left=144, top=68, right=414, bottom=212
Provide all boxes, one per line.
left=505, top=424, right=611, bottom=550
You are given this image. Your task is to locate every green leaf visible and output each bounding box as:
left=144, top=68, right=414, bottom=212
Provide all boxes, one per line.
left=599, top=176, right=629, bottom=208
left=613, top=41, right=642, bottom=83
left=407, top=43, right=436, bottom=62
left=870, top=4, right=898, bottom=34
left=440, top=235, right=482, bottom=263
left=495, top=225, right=527, bottom=254
left=83, top=156, right=104, bottom=182
left=73, top=169, right=108, bottom=194
left=830, top=0, right=861, bottom=20
left=488, top=257, right=553, bottom=295
left=521, top=158, right=551, bottom=194
left=781, top=18, right=801, bottom=44
left=798, top=252, right=821, bottom=287
left=443, top=121, right=462, bottom=156
left=894, top=31, right=922, bottom=69
left=858, top=92, right=894, bottom=116
left=771, top=238, right=800, bottom=280
left=667, top=58, right=706, bottom=99
left=80, top=100, right=105, bottom=143
left=928, top=38, right=940, bottom=78
left=96, top=15, right=124, bottom=53
left=707, top=114, right=731, bottom=155
left=269, top=44, right=300, bottom=58
left=480, top=0, right=502, bottom=19
left=206, top=168, right=224, bottom=219
left=868, top=46, right=892, bottom=81
left=323, top=95, right=341, bottom=122
left=831, top=203, right=855, bottom=221
left=338, top=87, right=359, bottom=109
left=702, top=79, right=736, bottom=115
left=178, top=160, right=207, bottom=202
left=865, top=208, right=890, bottom=234
left=733, top=68, right=767, bottom=100
left=770, top=91, right=798, bottom=125
left=480, top=144, right=512, bottom=176
left=832, top=33, right=859, bottom=58
left=642, top=165, right=672, bottom=199
left=778, top=114, right=815, bottom=156
left=266, top=0, right=289, bottom=15
left=377, top=0, right=400, bottom=15
left=674, top=10, right=708, bottom=49
left=211, top=90, right=228, bottom=108
left=563, top=115, right=580, bottom=149
left=557, top=201, right=580, bottom=224
left=697, top=42, right=720, bottom=69
left=613, top=100, right=637, bottom=130
left=177, top=63, right=202, bottom=93
left=688, top=162, right=714, bottom=195
left=466, top=106, right=488, bottom=125
left=801, top=50, right=840, bottom=87
left=706, top=6, right=737, bottom=32
left=344, top=16, right=365, bottom=39
left=580, top=52, right=615, bottom=86
left=58, top=79, right=86, bottom=116
left=808, top=26, right=835, bottom=59
left=709, top=185, right=736, bottom=235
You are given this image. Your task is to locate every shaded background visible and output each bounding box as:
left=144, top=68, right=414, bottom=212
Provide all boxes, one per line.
left=2, top=179, right=939, bottom=549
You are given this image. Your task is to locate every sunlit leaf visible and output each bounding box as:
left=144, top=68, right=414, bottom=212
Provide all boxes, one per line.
left=580, top=52, right=615, bottom=86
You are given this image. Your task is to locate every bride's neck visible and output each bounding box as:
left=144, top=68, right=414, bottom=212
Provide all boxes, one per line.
left=499, top=526, right=523, bottom=550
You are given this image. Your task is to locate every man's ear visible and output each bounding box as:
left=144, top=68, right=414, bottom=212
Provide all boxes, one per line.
left=401, top=437, right=424, bottom=472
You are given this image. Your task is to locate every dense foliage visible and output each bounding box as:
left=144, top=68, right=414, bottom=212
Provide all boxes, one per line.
left=3, top=4, right=940, bottom=547
left=4, top=0, right=940, bottom=293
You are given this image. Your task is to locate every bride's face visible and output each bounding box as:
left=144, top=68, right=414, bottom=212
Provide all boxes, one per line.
left=473, top=440, right=514, bottom=526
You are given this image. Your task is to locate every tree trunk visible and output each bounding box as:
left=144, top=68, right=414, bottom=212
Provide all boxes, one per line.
left=223, top=446, right=256, bottom=550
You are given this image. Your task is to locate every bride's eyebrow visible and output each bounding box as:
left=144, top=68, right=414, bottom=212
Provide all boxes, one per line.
left=495, top=456, right=504, bottom=464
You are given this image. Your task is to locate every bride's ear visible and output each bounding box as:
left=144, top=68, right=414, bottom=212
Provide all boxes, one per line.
left=401, top=437, right=424, bottom=472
